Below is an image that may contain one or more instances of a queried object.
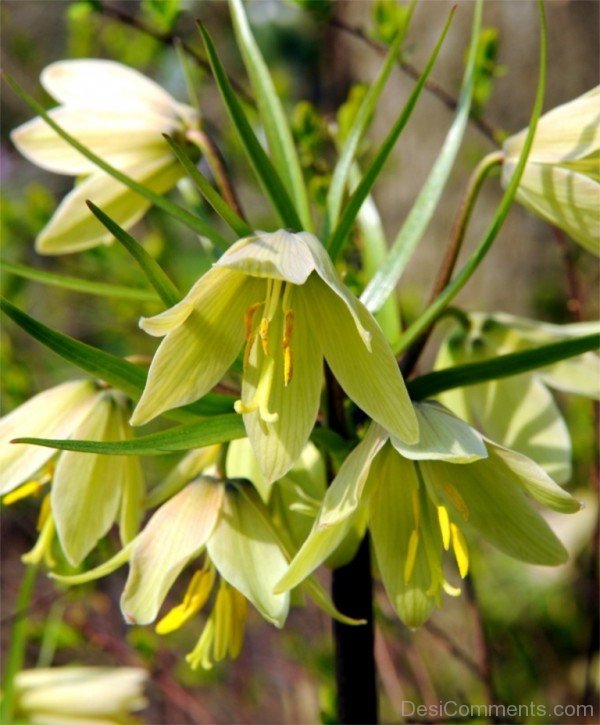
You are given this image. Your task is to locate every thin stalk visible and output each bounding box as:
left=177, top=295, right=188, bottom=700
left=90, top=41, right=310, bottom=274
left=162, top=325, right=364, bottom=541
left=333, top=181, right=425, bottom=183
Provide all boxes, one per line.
left=399, top=151, right=503, bottom=373
left=325, top=366, right=378, bottom=723
left=186, top=129, right=248, bottom=222
left=1, top=564, right=39, bottom=722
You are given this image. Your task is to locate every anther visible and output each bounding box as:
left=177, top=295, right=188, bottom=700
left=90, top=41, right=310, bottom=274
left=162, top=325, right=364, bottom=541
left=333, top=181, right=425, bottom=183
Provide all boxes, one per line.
left=244, top=302, right=261, bottom=340
left=259, top=318, right=270, bottom=356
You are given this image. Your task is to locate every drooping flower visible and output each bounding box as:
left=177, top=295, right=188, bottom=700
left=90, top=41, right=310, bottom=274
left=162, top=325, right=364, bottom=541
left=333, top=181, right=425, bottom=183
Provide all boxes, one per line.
left=275, top=402, right=580, bottom=628
left=12, top=666, right=148, bottom=724
left=501, top=86, right=600, bottom=255
left=0, top=380, right=145, bottom=566
left=435, top=312, right=600, bottom=484
left=131, top=229, right=419, bottom=483
left=10, top=59, right=197, bottom=254
left=54, top=475, right=357, bottom=670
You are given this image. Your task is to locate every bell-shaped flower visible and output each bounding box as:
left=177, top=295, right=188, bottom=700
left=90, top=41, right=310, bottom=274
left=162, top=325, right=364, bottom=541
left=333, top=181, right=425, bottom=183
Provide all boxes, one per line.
left=501, top=86, right=599, bottom=255
left=12, top=666, right=148, bottom=724
left=275, top=402, right=580, bottom=628
left=10, top=59, right=197, bottom=254
left=53, top=475, right=358, bottom=670
left=435, top=312, right=600, bottom=484
left=131, top=229, right=418, bottom=483
left=0, top=381, right=145, bottom=567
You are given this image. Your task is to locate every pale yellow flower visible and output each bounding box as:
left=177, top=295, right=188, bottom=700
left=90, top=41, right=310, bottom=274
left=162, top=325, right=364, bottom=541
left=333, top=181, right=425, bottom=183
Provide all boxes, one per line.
left=11, top=59, right=197, bottom=254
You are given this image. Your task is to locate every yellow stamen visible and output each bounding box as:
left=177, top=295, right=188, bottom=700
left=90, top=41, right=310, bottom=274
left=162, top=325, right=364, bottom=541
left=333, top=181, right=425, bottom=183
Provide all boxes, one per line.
left=37, top=494, right=52, bottom=531
left=3, top=465, right=53, bottom=506
left=155, top=567, right=216, bottom=634
left=404, top=529, right=420, bottom=583
left=259, top=317, right=270, bottom=356
left=229, top=590, right=247, bottom=659
left=186, top=616, right=216, bottom=671
left=22, top=508, right=56, bottom=568
left=282, top=309, right=295, bottom=386
left=442, top=482, right=470, bottom=521
left=442, top=580, right=462, bottom=597
left=244, top=302, right=261, bottom=340
left=450, top=523, right=469, bottom=578
left=243, top=334, right=256, bottom=370
left=213, top=582, right=233, bottom=662
left=284, top=346, right=293, bottom=387
left=437, top=505, right=451, bottom=550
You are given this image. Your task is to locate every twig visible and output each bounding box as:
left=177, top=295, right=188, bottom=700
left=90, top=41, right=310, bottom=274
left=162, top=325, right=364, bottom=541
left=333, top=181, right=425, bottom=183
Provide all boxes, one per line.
left=400, top=151, right=503, bottom=376
left=94, top=1, right=254, bottom=104
left=329, top=17, right=501, bottom=145
left=424, top=620, right=484, bottom=681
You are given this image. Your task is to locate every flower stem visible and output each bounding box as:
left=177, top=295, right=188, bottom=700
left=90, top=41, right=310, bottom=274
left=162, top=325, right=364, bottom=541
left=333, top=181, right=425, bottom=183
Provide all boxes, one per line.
left=325, top=366, right=378, bottom=723
left=186, top=129, right=247, bottom=222
left=399, top=151, right=504, bottom=374
left=0, top=563, right=39, bottom=723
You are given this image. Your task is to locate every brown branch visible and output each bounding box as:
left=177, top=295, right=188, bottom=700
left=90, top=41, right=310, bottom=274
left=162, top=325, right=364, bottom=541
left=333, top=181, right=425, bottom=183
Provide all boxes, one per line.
left=423, top=620, right=484, bottom=681
left=94, top=1, right=254, bottom=104
left=329, top=17, right=500, bottom=146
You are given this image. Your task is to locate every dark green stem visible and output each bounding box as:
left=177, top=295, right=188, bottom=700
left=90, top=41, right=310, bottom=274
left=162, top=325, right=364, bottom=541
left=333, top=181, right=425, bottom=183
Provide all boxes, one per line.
left=325, top=366, right=378, bottom=723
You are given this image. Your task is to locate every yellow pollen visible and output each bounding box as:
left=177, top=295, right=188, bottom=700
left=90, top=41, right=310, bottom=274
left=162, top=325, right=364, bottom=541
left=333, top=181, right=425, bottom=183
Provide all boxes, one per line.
left=244, top=302, right=261, bottom=340
left=259, top=317, right=270, bottom=356
left=437, top=505, right=451, bottom=550
left=4, top=480, right=43, bottom=506
left=284, top=347, right=293, bottom=387
left=450, top=523, right=469, bottom=578
left=442, top=482, right=470, bottom=521
left=404, top=529, right=420, bottom=583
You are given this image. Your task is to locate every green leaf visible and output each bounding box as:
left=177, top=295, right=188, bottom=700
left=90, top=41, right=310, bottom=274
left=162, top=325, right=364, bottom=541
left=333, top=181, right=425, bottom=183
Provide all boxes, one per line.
left=86, top=201, right=181, bottom=308
left=396, top=0, right=549, bottom=352
left=228, top=0, right=312, bottom=231
left=326, top=17, right=409, bottom=234
left=14, top=414, right=246, bottom=456
left=1, top=260, right=157, bottom=302
left=163, top=134, right=252, bottom=238
left=361, top=0, right=483, bottom=313
left=326, top=7, right=456, bottom=260
left=407, top=333, right=600, bottom=401
left=3, top=72, right=229, bottom=249
left=0, top=297, right=234, bottom=419
left=197, top=23, right=303, bottom=230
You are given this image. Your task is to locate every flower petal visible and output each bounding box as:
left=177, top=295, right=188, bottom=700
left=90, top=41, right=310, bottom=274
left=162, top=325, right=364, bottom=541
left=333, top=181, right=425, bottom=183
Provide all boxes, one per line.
left=391, top=401, right=487, bottom=463
left=121, top=478, right=224, bottom=624
left=11, top=107, right=174, bottom=176
left=214, top=230, right=316, bottom=284
left=132, top=270, right=262, bottom=425
left=41, top=59, right=183, bottom=118
left=369, top=447, right=437, bottom=628
left=52, top=393, right=137, bottom=566
left=462, top=374, right=572, bottom=485
left=541, top=353, right=600, bottom=399
left=35, top=155, right=184, bottom=254
left=420, top=458, right=569, bottom=565
left=504, top=86, right=599, bottom=164
left=305, top=275, right=419, bottom=443
left=510, top=163, right=599, bottom=255
left=206, top=485, right=290, bottom=627
left=484, top=441, right=581, bottom=514
left=240, top=290, right=323, bottom=484
left=0, top=380, right=98, bottom=494
left=318, top=423, right=388, bottom=527
left=226, top=437, right=270, bottom=501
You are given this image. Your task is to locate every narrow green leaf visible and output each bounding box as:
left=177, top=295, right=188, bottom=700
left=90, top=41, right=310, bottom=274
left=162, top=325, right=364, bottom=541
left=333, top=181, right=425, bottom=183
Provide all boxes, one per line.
left=197, top=23, right=303, bottom=230
left=0, top=297, right=234, bottom=419
left=163, top=135, right=252, bottom=237
left=326, top=7, right=456, bottom=260
left=14, top=414, right=246, bottom=456
left=326, top=25, right=407, bottom=234
left=396, top=0, right=548, bottom=352
left=3, top=72, right=229, bottom=249
left=228, top=0, right=312, bottom=231
left=86, top=201, right=181, bottom=308
left=407, top=333, right=599, bottom=401
left=1, top=261, right=157, bottom=302
left=361, top=0, right=483, bottom=313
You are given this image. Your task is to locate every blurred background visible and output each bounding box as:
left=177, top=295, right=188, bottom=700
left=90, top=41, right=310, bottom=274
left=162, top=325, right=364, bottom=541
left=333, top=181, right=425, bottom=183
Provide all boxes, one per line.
left=1, top=1, right=598, bottom=722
